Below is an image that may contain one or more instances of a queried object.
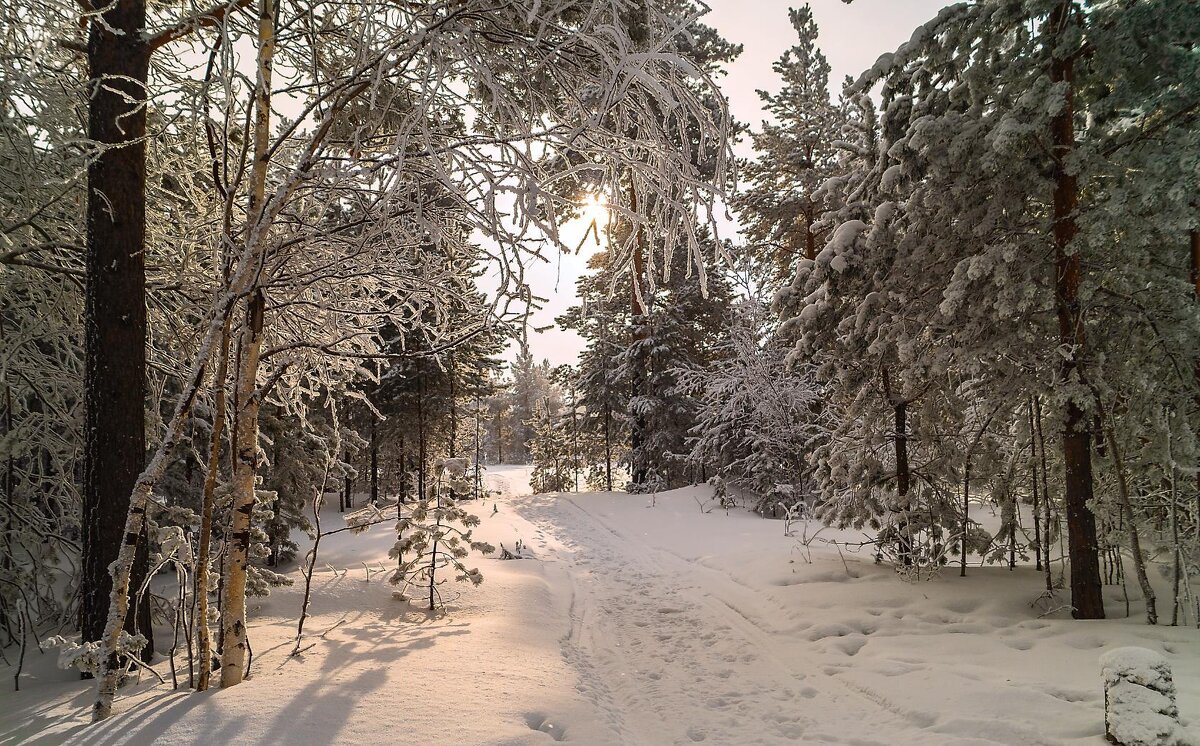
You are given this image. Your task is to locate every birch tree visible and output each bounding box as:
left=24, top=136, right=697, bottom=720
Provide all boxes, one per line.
left=92, top=0, right=733, bottom=718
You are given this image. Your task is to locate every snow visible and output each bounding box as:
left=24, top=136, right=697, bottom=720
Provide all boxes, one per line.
left=1101, top=647, right=1185, bottom=746
left=4, top=471, right=1198, bottom=745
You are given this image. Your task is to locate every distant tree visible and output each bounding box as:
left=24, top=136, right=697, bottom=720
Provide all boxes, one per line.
left=735, top=5, right=844, bottom=282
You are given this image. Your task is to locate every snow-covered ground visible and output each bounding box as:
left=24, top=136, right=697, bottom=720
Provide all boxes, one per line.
left=4, top=466, right=1197, bottom=745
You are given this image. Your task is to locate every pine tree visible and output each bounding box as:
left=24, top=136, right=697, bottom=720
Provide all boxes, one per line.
left=772, top=0, right=1198, bottom=611
left=735, top=6, right=844, bottom=281
left=559, top=253, right=633, bottom=491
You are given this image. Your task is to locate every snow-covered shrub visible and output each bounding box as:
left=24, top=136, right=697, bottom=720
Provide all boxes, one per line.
left=695, top=474, right=738, bottom=514
left=875, top=509, right=952, bottom=580
left=678, top=299, right=828, bottom=515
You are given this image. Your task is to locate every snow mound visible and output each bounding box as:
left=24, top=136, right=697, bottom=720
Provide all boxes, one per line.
left=1101, top=647, right=1188, bottom=746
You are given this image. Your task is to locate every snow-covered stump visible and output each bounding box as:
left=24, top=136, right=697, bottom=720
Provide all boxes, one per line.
left=1100, top=647, right=1186, bottom=746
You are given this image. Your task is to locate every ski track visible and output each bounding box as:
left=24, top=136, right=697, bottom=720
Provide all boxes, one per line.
left=516, top=493, right=953, bottom=746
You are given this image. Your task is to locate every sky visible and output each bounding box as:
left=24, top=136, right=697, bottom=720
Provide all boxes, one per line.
left=509, top=0, right=952, bottom=368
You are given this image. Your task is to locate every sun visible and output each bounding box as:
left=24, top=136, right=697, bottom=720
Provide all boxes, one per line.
left=578, top=191, right=610, bottom=226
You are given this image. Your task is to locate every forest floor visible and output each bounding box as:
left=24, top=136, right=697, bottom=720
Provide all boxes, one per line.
left=3, top=465, right=1198, bottom=745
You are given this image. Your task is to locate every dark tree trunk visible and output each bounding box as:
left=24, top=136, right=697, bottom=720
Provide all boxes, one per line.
left=1048, top=0, right=1103, bottom=619
left=1191, top=226, right=1199, bottom=302
left=496, top=413, right=504, bottom=464
left=881, top=368, right=909, bottom=500
left=894, top=400, right=909, bottom=499
left=81, top=0, right=154, bottom=659
left=447, top=354, right=457, bottom=499
left=1191, top=224, right=1199, bottom=496
left=1, top=315, right=14, bottom=641
left=1030, top=400, right=1044, bottom=572
left=474, top=396, right=483, bottom=499
left=604, top=402, right=613, bottom=492
left=448, top=353, right=457, bottom=458
left=804, top=208, right=817, bottom=262
left=628, top=184, right=649, bottom=488
left=398, top=433, right=407, bottom=504
left=370, top=415, right=379, bottom=506
left=417, top=378, right=427, bottom=500
left=1009, top=494, right=1018, bottom=571
left=341, top=410, right=351, bottom=512
left=960, top=458, right=970, bottom=578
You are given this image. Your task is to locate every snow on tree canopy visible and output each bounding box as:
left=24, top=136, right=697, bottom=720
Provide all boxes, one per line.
left=815, top=220, right=866, bottom=269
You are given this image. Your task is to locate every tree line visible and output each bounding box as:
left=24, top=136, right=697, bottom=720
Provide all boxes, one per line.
left=540, top=0, right=1198, bottom=625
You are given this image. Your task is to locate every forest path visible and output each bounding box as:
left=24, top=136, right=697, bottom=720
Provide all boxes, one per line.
left=6, top=470, right=1194, bottom=745
left=512, top=490, right=962, bottom=746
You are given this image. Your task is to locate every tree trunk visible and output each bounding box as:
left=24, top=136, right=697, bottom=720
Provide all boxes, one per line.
left=448, top=353, right=457, bottom=500
left=219, top=289, right=266, bottom=687
left=881, top=368, right=909, bottom=500
left=628, top=183, right=649, bottom=487
left=1009, top=490, right=1018, bottom=571
left=81, top=0, right=154, bottom=662
left=1103, top=418, right=1157, bottom=624
left=370, top=414, right=379, bottom=506
left=496, top=410, right=504, bottom=464
left=219, top=0, right=275, bottom=684
left=93, top=298, right=233, bottom=719
left=1035, top=396, right=1055, bottom=593
left=1, top=316, right=15, bottom=642
left=474, top=396, right=483, bottom=499
left=604, top=402, right=614, bottom=492
left=1191, top=225, right=1199, bottom=498
left=195, top=317, right=232, bottom=691
left=399, top=433, right=408, bottom=504
left=1030, top=400, right=1043, bottom=573
left=417, top=377, right=427, bottom=500
left=1048, top=0, right=1103, bottom=620
left=960, top=458, right=970, bottom=577
left=448, top=353, right=458, bottom=458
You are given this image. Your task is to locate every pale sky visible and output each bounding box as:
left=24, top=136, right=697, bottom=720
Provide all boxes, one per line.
left=510, top=0, right=952, bottom=368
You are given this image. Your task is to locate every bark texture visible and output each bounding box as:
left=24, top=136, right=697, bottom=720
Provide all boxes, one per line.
left=196, top=318, right=232, bottom=691
left=219, top=289, right=265, bottom=687
left=1048, top=0, right=1103, bottom=620
left=81, top=0, right=154, bottom=659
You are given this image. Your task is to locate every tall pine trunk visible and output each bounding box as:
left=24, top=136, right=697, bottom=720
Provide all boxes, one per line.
left=604, top=402, right=614, bottom=492
left=881, top=367, right=909, bottom=500
left=370, top=414, right=379, bottom=506
left=418, top=377, right=427, bottom=499
left=628, top=183, right=649, bottom=487
left=93, top=295, right=235, bottom=720
left=1191, top=224, right=1198, bottom=498
left=1048, top=0, right=1103, bottom=620
left=496, top=410, right=504, bottom=464
left=81, top=0, right=154, bottom=661
left=1030, top=400, right=1043, bottom=572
